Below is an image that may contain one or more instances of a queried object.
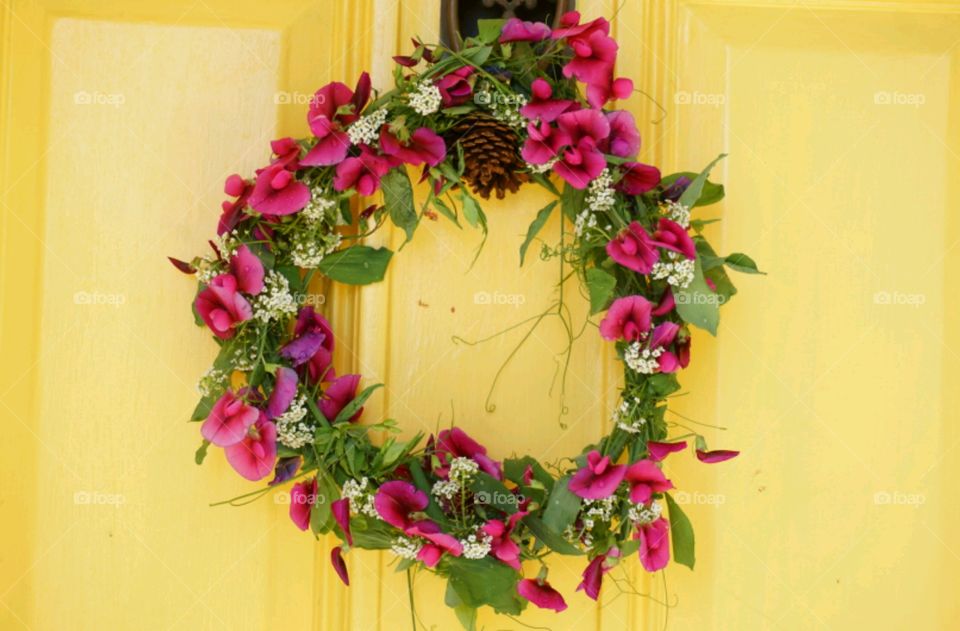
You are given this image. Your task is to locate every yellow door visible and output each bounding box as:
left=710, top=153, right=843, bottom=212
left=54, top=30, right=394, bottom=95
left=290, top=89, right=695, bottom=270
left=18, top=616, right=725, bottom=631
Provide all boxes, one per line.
left=2, top=1, right=959, bottom=630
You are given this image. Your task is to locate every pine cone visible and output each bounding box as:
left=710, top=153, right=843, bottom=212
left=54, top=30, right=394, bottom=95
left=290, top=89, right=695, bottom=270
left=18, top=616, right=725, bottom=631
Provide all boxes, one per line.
left=446, top=113, right=529, bottom=200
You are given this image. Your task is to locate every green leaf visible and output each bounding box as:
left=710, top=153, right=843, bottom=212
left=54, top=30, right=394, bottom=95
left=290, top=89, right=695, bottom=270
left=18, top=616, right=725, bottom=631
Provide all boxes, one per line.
left=349, top=515, right=397, bottom=550
left=541, top=475, right=582, bottom=534
left=469, top=473, right=519, bottom=514
left=503, top=457, right=554, bottom=492
left=661, top=171, right=725, bottom=207
left=519, top=201, right=556, bottom=265
left=442, top=104, right=478, bottom=116
left=190, top=395, right=215, bottom=422
left=332, top=383, right=382, bottom=424
left=679, top=154, right=727, bottom=209
left=724, top=252, right=764, bottom=275
left=690, top=218, right=720, bottom=233
left=445, top=582, right=478, bottom=631
left=317, top=246, right=393, bottom=285
left=696, top=239, right=738, bottom=304
left=675, top=257, right=720, bottom=335
left=408, top=460, right=447, bottom=523
left=522, top=515, right=584, bottom=556
left=310, top=473, right=339, bottom=535
left=433, top=197, right=461, bottom=226
left=585, top=268, right=617, bottom=315
left=460, top=190, right=488, bottom=265
left=560, top=182, right=586, bottom=221
left=194, top=440, right=210, bottom=465
left=444, top=557, right=524, bottom=615
left=646, top=373, right=681, bottom=397
left=460, top=45, right=493, bottom=66
left=477, top=19, right=506, bottom=44
left=665, top=492, right=696, bottom=569
left=381, top=169, right=418, bottom=245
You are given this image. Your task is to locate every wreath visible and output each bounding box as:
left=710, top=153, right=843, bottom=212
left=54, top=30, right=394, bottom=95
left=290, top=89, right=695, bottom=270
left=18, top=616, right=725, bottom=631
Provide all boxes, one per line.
left=170, top=11, right=760, bottom=626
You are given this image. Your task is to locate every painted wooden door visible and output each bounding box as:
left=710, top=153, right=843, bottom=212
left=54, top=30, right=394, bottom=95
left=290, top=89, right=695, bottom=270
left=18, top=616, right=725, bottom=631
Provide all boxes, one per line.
left=2, top=1, right=959, bottom=630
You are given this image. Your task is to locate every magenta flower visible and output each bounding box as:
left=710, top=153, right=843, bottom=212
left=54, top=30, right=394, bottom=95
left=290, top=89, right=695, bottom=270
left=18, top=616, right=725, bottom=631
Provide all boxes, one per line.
left=406, top=520, right=463, bottom=567
left=563, top=28, right=617, bottom=90
left=599, top=295, right=652, bottom=342
left=603, top=110, right=640, bottom=158
left=500, top=17, right=551, bottom=43
left=647, top=440, right=688, bottom=462
left=481, top=512, right=526, bottom=569
left=517, top=579, right=568, bottom=612
left=269, top=137, right=302, bottom=171
left=606, top=221, right=659, bottom=274
left=333, top=146, right=392, bottom=196
left=436, top=427, right=502, bottom=480
left=201, top=390, right=259, bottom=447
left=519, top=78, right=576, bottom=123
left=218, top=174, right=252, bottom=235
left=577, top=552, right=618, bottom=600
left=289, top=477, right=318, bottom=531
left=435, top=66, right=474, bottom=107
left=319, top=374, right=363, bottom=422
left=652, top=288, right=676, bottom=317
left=569, top=450, right=627, bottom=499
left=650, top=321, right=681, bottom=373
left=265, top=367, right=298, bottom=420
left=380, top=127, right=446, bottom=167
left=374, top=480, right=428, bottom=530
left=553, top=109, right=610, bottom=188
left=248, top=164, right=311, bottom=216
left=617, top=161, right=662, bottom=195
left=303, top=73, right=371, bottom=166
left=624, top=459, right=673, bottom=504
left=552, top=11, right=610, bottom=40
left=195, top=274, right=253, bottom=340
left=225, top=416, right=277, bottom=481
left=696, top=449, right=739, bottom=463
left=281, top=307, right=335, bottom=384
left=652, top=218, right=696, bottom=260
left=331, top=498, right=352, bottom=545
left=520, top=119, right=570, bottom=165
left=331, top=546, right=349, bottom=586
left=229, top=244, right=264, bottom=296
left=636, top=517, right=670, bottom=572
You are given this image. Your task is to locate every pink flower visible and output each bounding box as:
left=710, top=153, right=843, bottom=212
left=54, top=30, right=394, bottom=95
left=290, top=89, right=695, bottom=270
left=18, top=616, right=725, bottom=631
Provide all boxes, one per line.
left=553, top=109, right=611, bottom=188
left=652, top=218, right=696, bottom=260
left=436, top=427, right=502, bottom=480
left=225, top=416, right=277, bottom=481
left=652, top=288, right=676, bottom=317
left=331, top=546, right=349, bottom=586
left=517, top=579, right=567, bottom=612
left=218, top=174, right=252, bottom=235
left=229, top=244, right=264, bottom=295
left=617, top=162, right=662, bottom=195
left=381, top=127, right=446, bottom=167
left=269, top=137, right=302, bottom=170
left=563, top=28, right=617, bottom=90
left=303, top=73, right=371, bottom=166
left=374, top=480, right=428, bottom=530
left=569, top=450, right=626, bottom=499
left=265, top=367, right=298, bottom=420
left=650, top=321, right=682, bottom=373
left=195, top=274, right=252, bottom=340
left=577, top=551, right=618, bottom=600
left=636, top=517, right=670, bottom=571
left=603, top=110, right=640, bottom=158
left=552, top=12, right=609, bottom=40
left=624, top=459, right=673, bottom=504
left=289, top=477, right=318, bottom=531
left=500, top=18, right=551, bottom=43
left=406, top=520, right=463, bottom=567
left=599, top=295, right=652, bottom=342
left=520, top=119, right=570, bottom=165
left=606, top=221, right=659, bottom=274
left=519, top=78, right=576, bottom=123
left=332, top=498, right=352, bottom=545
left=333, top=146, right=392, bottom=196
left=201, top=390, right=259, bottom=447
left=482, top=512, right=526, bottom=569
left=436, top=66, right=474, bottom=107
left=319, top=374, right=363, bottom=422
left=647, top=440, right=688, bottom=462
left=248, top=164, right=311, bottom=216
left=696, top=449, right=739, bottom=463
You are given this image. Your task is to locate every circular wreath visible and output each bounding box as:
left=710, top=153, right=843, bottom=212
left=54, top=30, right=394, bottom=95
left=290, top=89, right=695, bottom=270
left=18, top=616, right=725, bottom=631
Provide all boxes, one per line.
left=171, top=11, right=758, bottom=625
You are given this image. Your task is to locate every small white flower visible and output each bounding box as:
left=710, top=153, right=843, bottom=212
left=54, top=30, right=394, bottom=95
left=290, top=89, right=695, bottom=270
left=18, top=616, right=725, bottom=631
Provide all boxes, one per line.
left=407, top=82, right=442, bottom=116
left=628, top=500, right=663, bottom=525
left=664, top=200, right=691, bottom=228
left=276, top=395, right=313, bottom=448
left=252, top=271, right=298, bottom=322
left=391, top=536, right=423, bottom=560
left=652, top=253, right=695, bottom=289
left=624, top=341, right=663, bottom=374
left=347, top=108, right=389, bottom=146
left=460, top=533, right=493, bottom=559
left=342, top=478, right=379, bottom=517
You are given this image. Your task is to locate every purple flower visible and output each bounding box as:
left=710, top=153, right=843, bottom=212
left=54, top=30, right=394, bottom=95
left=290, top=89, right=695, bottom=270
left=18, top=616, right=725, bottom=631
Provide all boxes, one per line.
left=265, top=367, right=298, bottom=420
left=569, top=450, right=626, bottom=499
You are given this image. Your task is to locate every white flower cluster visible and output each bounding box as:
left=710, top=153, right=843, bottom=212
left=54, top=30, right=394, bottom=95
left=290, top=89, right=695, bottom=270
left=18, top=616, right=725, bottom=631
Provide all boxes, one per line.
left=196, top=367, right=228, bottom=397
left=479, top=89, right=528, bottom=129
left=407, top=81, right=442, bottom=116
left=624, top=341, right=663, bottom=374
left=527, top=156, right=558, bottom=174
left=460, top=533, right=493, bottom=560
left=433, top=457, right=479, bottom=501
left=391, top=536, right=423, bottom=560
left=564, top=524, right=593, bottom=549
left=347, top=108, right=388, bottom=146
left=628, top=500, right=663, bottom=525
left=432, top=479, right=460, bottom=501
left=574, top=209, right=598, bottom=237
left=252, top=271, right=297, bottom=322
left=664, top=200, right=691, bottom=228
left=230, top=334, right=258, bottom=371
left=586, top=169, right=616, bottom=214
left=651, top=252, right=695, bottom=289
left=195, top=259, right=224, bottom=285
left=582, top=496, right=618, bottom=530
left=210, top=230, right=239, bottom=259
left=275, top=395, right=313, bottom=449
left=612, top=397, right=646, bottom=434
left=342, top=477, right=379, bottom=517
left=291, top=229, right=341, bottom=268
left=302, top=187, right=337, bottom=222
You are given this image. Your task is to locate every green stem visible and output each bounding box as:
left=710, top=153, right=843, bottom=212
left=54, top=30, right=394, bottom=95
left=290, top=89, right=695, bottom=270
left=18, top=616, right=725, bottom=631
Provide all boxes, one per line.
left=406, top=568, right=417, bottom=631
